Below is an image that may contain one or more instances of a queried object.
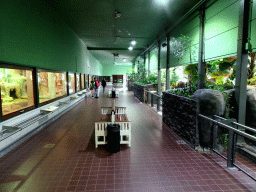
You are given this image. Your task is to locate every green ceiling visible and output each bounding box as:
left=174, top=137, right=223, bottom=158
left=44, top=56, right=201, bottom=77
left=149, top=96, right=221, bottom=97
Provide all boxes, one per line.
left=44, top=0, right=202, bottom=66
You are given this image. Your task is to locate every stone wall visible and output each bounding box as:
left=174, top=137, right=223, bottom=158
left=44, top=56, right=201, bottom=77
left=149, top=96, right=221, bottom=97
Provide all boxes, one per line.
left=133, top=84, right=156, bottom=102
left=162, top=91, right=197, bottom=147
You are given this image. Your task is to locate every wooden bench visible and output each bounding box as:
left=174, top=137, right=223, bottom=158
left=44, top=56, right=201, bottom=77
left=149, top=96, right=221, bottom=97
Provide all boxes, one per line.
left=95, top=100, right=131, bottom=148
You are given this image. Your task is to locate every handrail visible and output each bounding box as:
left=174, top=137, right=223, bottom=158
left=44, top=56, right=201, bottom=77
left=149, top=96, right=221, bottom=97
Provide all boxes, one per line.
left=214, top=115, right=256, bottom=134
left=145, top=90, right=162, bottom=98
left=199, top=114, right=256, bottom=142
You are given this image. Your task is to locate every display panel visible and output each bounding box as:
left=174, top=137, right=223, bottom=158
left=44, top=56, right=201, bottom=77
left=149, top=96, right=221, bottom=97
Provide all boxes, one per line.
left=81, top=74, right=85, bottom=90
left=0, top=67, right=35, bottom=116
left=76, top=74, right=80, bottom=92
left=85, top=74, right=89, bottom=89
left=68, top=73, right=75, bottom=94
left=38, top=70, right=67, bottom=103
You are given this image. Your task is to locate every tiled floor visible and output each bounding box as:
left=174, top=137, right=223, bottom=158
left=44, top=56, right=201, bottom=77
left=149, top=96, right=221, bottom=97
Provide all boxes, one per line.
left=0, top=86, right=255, bottom=192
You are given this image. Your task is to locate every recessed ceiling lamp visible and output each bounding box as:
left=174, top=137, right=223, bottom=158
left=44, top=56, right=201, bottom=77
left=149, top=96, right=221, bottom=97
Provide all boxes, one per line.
left=131, top=40, right=136, bottom=45
left=115, top=11, right=121, bottom=18
left=128, top=46, right=133, bottom=51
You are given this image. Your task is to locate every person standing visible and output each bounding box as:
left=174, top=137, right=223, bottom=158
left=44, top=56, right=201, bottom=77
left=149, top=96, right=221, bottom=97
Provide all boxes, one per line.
left=90, top=80, right=94, bottom=97
left=94, top=78, right=99, bottom=98
left=102, top=78, right=106, bottom=93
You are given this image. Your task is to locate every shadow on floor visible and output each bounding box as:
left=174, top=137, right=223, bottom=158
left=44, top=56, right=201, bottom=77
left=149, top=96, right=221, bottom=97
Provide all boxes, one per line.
left=78, top=130, right=129, bottom=158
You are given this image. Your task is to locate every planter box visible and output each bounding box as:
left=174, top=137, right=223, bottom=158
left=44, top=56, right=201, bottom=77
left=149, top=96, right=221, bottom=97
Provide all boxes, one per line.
left=162, top=91, right=197, bottom=147
left=133, top=84, right=156, bottom=102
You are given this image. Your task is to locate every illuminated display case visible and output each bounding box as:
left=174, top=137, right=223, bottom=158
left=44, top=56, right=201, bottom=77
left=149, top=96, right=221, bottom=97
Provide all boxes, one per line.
left=81, top=74, right=85, bottom=90
left=68, top=73, right=75, bottom=94
left=0, top=66, right=35, bottom=118
left=85, top=74, right=89, bottom=89
left=76, top=73, right=80, bottom=92
left=38, top=70, right=67, bottom=104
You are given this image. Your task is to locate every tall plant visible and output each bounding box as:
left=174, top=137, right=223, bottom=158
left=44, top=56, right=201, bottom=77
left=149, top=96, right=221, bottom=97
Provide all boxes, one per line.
left=170, top=34, right=191, bottom=60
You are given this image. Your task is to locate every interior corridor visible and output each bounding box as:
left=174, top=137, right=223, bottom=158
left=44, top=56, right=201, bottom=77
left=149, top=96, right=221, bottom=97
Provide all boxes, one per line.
left=0, top=86, right=255, bottom=192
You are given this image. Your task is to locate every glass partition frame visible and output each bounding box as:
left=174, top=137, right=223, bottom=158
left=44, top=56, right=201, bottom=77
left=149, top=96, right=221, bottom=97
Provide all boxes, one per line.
left=38, top=69, right=67, bottom=105
left=68, top=72, right=76, bottom=95
left=76, top=73, right=81, bottom=92
left=81, top=74, right=85, bottom=90
left=0, top=64, right=36, bottom=120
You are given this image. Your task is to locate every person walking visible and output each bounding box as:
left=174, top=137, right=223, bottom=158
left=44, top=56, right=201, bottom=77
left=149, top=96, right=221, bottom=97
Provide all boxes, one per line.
left=94, top=78, right=99, bottom=98
left=90, top=81, right=94, bottom=97
left=102, top=78, right=106, bottom=93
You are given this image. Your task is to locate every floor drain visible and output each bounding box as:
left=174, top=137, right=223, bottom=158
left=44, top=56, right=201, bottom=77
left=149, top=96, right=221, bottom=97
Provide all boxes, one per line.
left=43, top=144, right=55, bottom=148
left=176, top=140, right=186, bottom=145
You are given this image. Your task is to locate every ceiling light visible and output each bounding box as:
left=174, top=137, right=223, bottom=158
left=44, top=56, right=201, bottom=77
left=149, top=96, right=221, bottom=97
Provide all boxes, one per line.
left=128, top=46, right=133, bottom=51
left=115, top=11, right=121, bottom=18
left=131, top=40, right=136, bottom=45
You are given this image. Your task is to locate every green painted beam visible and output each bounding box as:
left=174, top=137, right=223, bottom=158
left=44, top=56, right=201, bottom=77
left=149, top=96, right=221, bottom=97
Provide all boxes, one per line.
left=87, top=47, right=144, bottom=51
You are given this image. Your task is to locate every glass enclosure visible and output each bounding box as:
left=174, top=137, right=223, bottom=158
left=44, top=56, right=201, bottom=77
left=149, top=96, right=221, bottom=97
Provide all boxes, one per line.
left=76, top=74, right=80, bottom=92
left=0, top=67, right=35, bottom=116
left=81, top=74, right=85, bottom=90
left=85, top=74, right=89, bottom=89
left=68, top=73, right=75, bottom=94
left=38, top=70, right=67, bottom=104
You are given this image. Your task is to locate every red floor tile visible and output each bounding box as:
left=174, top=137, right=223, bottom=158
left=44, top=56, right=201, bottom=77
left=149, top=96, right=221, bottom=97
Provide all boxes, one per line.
left=0, top=88, right=255, bottom=192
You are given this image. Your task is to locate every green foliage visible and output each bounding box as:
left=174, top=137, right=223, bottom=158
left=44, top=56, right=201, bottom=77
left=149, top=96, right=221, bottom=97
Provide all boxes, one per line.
left=161, top=70, right=166, bottom=83
left=222, top=92, right=234, bottom=119
left=220, top=133, right=229, bottom=150
left=127, top=69, right=137, bottom=81
left=184, top=64, right=198, bottom=84
left=206, top=59, right=235, bottom=85
left=205, top=81, right=233, bottom=92
left=135, top=71, right=157, bottom=85
left=170, top=69, right=179, bottom=88
left=247, top=76, right=256, bottom=85
left=169, top=82, right=197, bottom=98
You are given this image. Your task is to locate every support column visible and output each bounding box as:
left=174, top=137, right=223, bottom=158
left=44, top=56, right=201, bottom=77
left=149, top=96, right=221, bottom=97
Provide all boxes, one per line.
left=148, top=50, right=151, bottom=76
left=166, top=35, right=170, bottom=90
left=197, top=4, right=206, bottom=89
left=144, top=53, right=146, bottom=72
left=33, top=68, right=40, bottom=108
left=157, top=41, right=161, bottom=111
left=66, top=72, right=69, bottom=96
left=235, top=0, right=251, bottom=132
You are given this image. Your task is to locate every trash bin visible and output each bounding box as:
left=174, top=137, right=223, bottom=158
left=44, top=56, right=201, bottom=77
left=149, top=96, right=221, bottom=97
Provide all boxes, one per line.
left=106, top=124, right=120, bottom=153
left=112, top=90, right=116, bottom=98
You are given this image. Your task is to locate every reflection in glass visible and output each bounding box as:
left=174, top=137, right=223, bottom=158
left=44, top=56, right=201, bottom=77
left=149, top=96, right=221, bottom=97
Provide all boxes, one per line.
left=0, top=68, right=34, bottom=116
left=81, top=74, right=85, bottom=90
left=68, top=73, right=75, bottom=94
left=76, top=74, right=80, bottom=91
left=38, top=71, right=67, bottom=103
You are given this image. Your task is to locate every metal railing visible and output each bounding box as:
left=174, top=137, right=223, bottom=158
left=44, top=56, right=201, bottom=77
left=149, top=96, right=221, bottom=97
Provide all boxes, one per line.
left=199, top=114, right=256, bottom=181
left=145, top=89, right=162, bottom=111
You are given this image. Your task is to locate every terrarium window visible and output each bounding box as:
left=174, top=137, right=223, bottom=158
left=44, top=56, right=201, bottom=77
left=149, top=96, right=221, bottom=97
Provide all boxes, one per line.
left=0, top=68, right=35, bottom=116
left=76, top=74, right=80, bottom=92
left=38, top=71, right=67, bottom=104
left=68, top=73, right=75, bottom=94
left=81, top=74, right=85, bottom=90
left=85, top=74, right=89, bottom=89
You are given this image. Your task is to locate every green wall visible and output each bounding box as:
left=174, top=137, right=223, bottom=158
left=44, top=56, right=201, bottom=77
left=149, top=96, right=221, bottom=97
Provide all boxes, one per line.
left=0, top=0, right=102, bottom=75
left=137, top=0, right=256, bottom=69
left=204, top=0, right=239, bottom=61
left=150, top=47, right=158, bottom=71
left=101, top=64, right=132, bottom=76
